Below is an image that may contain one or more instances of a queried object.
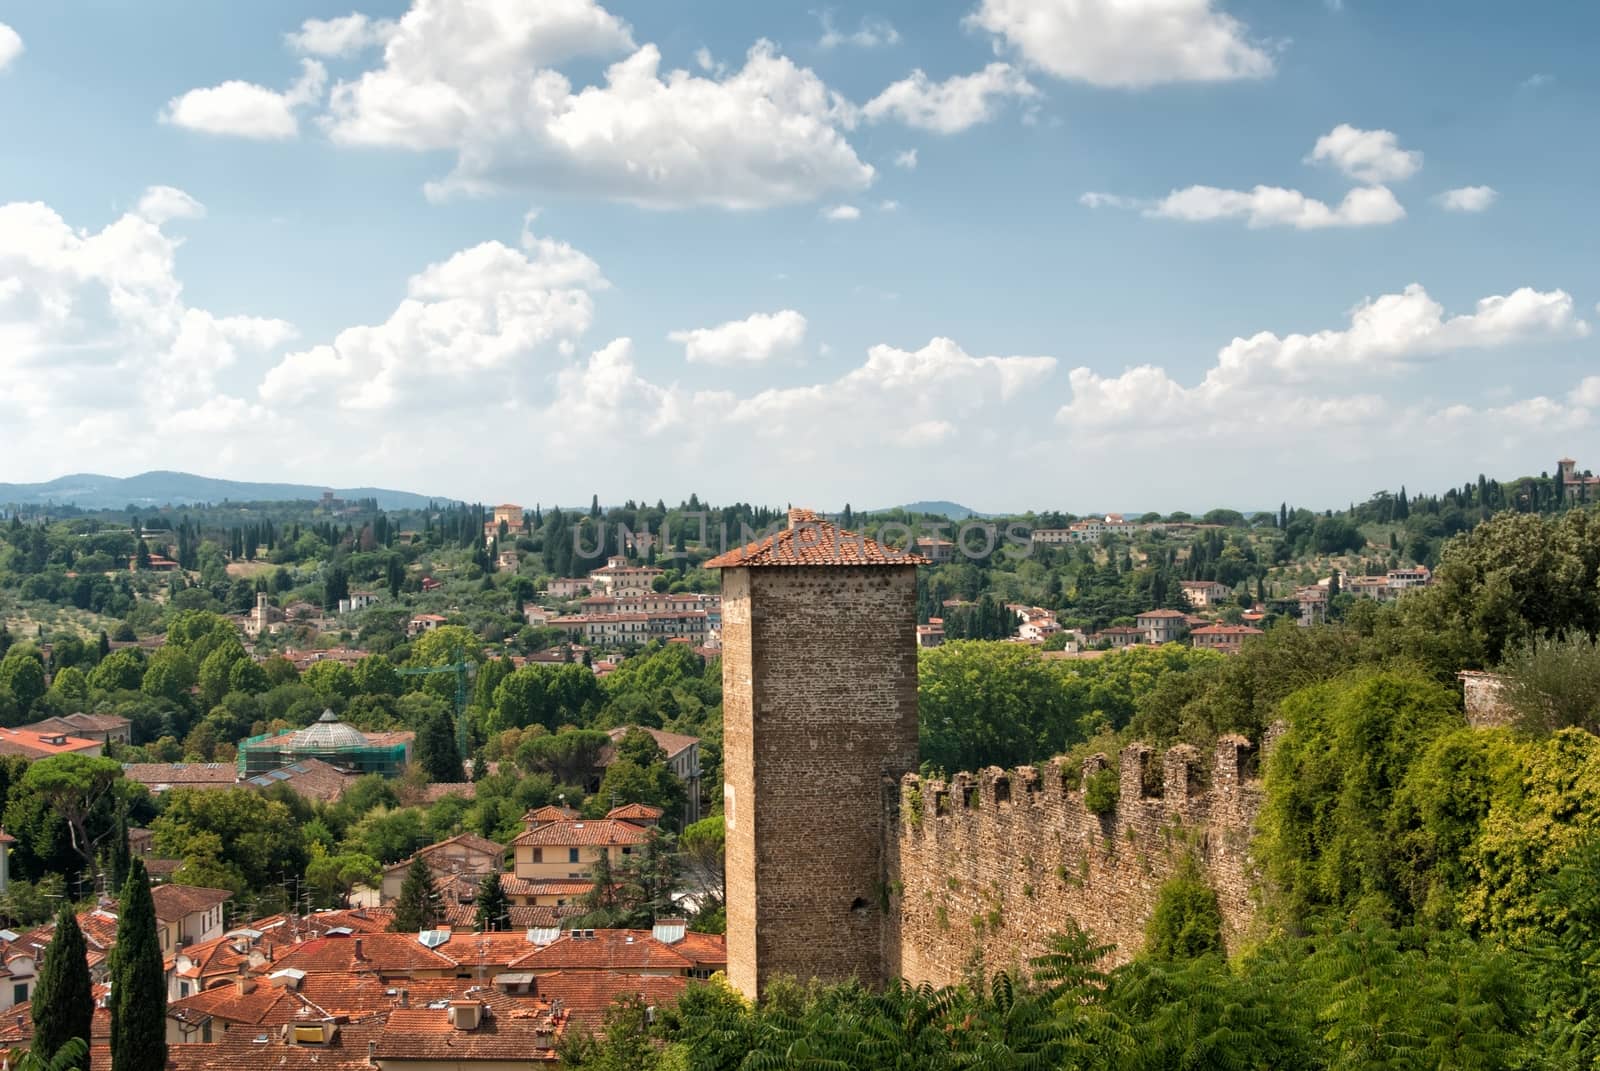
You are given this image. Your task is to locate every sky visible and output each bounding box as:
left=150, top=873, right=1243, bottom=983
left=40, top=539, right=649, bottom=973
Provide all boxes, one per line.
left=1, top=0, right=1598, bottom=514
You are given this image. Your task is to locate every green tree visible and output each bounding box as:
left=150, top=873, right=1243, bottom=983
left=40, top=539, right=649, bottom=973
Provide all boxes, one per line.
left=31, top=904, right=94, bottom=1071
left=305, top=851, right=381, bottom=909
left=0, top=652, right=47, bottom=717
left=139, top=647, right=196, bottom=705
left=474, top=872, right=510, bottom=932
left=87, top=651, right=145, bottom=693
left=109, top=860, right=166, bottom=1071
left=416, top=706, right=463, bottom=782
left=19, top=755, right=123, bottom=867
left=1143, top=859, right=1224, bottom=961
left=390, top=856, right=442, bottom=933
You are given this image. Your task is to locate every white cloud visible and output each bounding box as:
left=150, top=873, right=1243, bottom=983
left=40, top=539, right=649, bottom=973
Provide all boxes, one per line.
left=818, top=11, right=899, bottom=49
left=1307, top=124, right=1422, bottom=184
left=0, top=22, right=21, bottom=71
left=286, top=14, right=396, bottom=57
left=894, top=148, right=918, bottom=169
left=1079, top=191, right=1140, bottom=210
left=966, top=0, right=1274, bottom=89
left=1149, top=184, right=1405, bottom=229
left=135, top=186, right=207, bottom=224
left=824, top=204, right=861, bottom=221
left=259, top=228, right=605, bottom=410
left=879, top=199, right=900, bottom=212
left=1520, top=73, right=1552, bottom=91
left=162, top=60, right=326, bottom=140
left=669, top=310, right=807, bottom=365
left=863, top=63, right=1037, bottom=133
left=1059, top=284, right=1589, bottom=433
left=1438, top=185, right=1498, bottom=213
left=315, top=0, right=870, bottom=209
left=0, top=187, right=295, bottom=464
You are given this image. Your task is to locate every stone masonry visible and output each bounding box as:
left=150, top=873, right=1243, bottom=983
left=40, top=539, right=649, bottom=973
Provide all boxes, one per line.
left=717, top=558, right=920, bottom=997
left=886, top=736, right=1265, bottom=986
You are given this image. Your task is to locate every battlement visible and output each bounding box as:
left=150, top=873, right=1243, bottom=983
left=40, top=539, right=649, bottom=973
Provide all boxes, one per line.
left=887, top=735, right=1269, bottom=987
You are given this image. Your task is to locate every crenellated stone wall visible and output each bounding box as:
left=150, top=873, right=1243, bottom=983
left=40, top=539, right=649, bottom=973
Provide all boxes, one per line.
left=885, top=735, right=1268, bottom=986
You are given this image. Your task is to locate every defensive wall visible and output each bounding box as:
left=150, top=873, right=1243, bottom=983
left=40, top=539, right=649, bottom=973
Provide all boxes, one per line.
left=886, top=734, right=1270, bottom=986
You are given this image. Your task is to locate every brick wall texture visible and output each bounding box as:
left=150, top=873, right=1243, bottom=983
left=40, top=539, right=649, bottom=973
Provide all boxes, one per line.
left=722, top=565, right=920, bottom=997
left=885, top=737, right=1266, bottom=986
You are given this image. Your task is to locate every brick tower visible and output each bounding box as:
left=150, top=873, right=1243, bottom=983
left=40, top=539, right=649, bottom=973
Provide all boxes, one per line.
left=707, top=508, right=926, bottom=997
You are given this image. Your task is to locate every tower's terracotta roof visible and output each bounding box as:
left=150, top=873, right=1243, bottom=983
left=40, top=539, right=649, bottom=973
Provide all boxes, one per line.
left=705, top=509, right=929, bottom=568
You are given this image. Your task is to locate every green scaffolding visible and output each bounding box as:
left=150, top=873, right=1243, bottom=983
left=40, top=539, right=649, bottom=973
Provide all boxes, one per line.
left=236, top=729, right=408, bottom=778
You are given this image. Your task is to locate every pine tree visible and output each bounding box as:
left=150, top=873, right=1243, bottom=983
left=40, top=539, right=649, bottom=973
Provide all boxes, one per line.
left=474, top=873, right=511, bottom=932
left=32, top=904, right=93, bottom=1071
left=109, top=860, right=165, bottom=1071
left=391, top=857, right=443, bottom=933
left=96, top=631, right=110, bottom=662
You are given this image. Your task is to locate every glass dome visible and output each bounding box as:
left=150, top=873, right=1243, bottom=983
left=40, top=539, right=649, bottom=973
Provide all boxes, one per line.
left=289, top=709, right=367, bottom=751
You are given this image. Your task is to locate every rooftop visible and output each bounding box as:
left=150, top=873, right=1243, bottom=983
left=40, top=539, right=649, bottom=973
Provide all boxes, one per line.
left=705, top=508, right=929, bottom=568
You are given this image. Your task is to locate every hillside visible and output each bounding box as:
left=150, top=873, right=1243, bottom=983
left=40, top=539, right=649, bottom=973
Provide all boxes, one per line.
left=874, top=500, right=992, bottom=519
left=0, top=470, right=455, bottom=511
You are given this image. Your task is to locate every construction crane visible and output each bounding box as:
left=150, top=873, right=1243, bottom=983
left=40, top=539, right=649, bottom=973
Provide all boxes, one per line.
left=397, top=648, right=472, bottom=764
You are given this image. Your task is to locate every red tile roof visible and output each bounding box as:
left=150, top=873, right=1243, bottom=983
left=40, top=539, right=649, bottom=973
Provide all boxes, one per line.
left=533, top=971, right=689, bottom=1028
left=152, top=884, right=231, bottom=922
left=507, top=930, right=694, bottom=972
left=269, top=932, right=461, bottom=974
left=704, top=509, right=929, bottom=568
left=604, top=802, right=664, bottom=822
left=510, top=819, right=651, bottom=848
left=374, top=990, right=565, bottom=1062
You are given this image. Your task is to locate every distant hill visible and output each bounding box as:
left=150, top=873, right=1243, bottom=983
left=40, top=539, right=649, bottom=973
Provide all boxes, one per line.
left=868, top=500, right=994, bottom=520
left=0, top=471, right=456, bottom=511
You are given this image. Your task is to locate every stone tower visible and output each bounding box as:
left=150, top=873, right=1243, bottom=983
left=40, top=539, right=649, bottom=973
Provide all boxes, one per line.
left=707, top=508, right=926, bottom=997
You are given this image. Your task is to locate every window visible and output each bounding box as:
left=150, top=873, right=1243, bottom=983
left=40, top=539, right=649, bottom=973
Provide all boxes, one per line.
left=180, top=982, right=191, bottom=997
left=202, top=1022, right=212, bottom=1043
left=568, top=848, right=580, bottom=863
left=533, top=848, right=543, bottom=863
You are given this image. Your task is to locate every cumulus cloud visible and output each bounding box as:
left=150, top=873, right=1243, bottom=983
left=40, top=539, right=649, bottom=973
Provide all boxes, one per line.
left=259, top=229, right=605, bottom=411
left=823, top=204, right=861, bottom=221
left=669, top=310, right=807, bottom=365
left=0, top=22, right=21, bottom=71
left=286, top=13, right=396, bottom=56
left=894, top=148, right=918, bottom=169
left=1148, top=184, right=1405, bottom=229
left=863, top=63, right=1037, bottom=133
left=1438, top=185, right=1499, bottom=213
left=0, top=187, right=295, bottom=469
left=311, top=0, right=870, bottom=209
left=966, top=0, right=1274, bottom=89
left=162, top=60, right=326, bottom=139
left=1079, top=191, right=1140, bottom=210
left=1059, top=284, right=1589, bottom=433
left=818, top=11, right=899, bottom=49
left=1307, top=124, right=1422, bottom=184
left=134, top=186, right=207, bottom=224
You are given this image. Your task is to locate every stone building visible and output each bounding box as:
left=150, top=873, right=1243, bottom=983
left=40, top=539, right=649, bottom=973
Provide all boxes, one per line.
left=708, top=508, right=927, bottom=998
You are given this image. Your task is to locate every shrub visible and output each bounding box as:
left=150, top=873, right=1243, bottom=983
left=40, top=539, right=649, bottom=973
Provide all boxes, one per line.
left=1085, top=766, right=1119, bottom=815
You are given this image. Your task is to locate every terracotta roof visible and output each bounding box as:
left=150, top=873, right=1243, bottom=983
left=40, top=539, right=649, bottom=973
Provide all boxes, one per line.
left=387, top=832, right=506, bottom=875
left=122, top=762, right=238, bottom=789
left=269, top=932, right=462, bottom=974
left=374, top=990, right=565, bottom=1062
left=533, top=970, right=688, bottom=1028
left=603, top=726, right=699, bottom=762
left=704, top=509, right=929, bottom=568
left=152, top=884, right=231, bottom=922
left=0, top=985, right=112, bottom=1043
left=1137, top=609, right=1188, bottom=619
left=510, top=819, right=652, bottom=848
left=243, top=758, right=353, bottom=803
left=507, top=930, right=695, bottom=972
left=604, top=803, right=664, bottom=822
left=1191, top=625, right=1265, bottom=637
left=499, top=877, right=596, bottom=898
left=167, top=978, right=307, bottom=1027
left=522, top=804, right=580, bottom=825
left=250, top=907, right=395, bottom=939
left=167, top=1019, right=386, bottom=1071
left=19, top=713, right=131, bottom=736
left=0, top=727, right=103, bottom=758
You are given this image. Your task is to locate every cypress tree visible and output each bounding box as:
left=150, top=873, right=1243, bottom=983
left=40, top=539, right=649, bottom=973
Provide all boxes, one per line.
left=391, top=857, right=442, bottom=933
left=32, top=904, right=93, bottom=1071
left=109, top=860, right=165, bottom=1071
left=474, top=873, right=511, bottom=932
left=416, top=708, right=463, bottom=783
left=103, top=805, right=131, bottom=893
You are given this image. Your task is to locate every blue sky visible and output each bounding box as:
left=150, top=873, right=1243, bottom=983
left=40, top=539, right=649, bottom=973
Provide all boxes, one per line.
left=1, top=0, right=1597, bottom=513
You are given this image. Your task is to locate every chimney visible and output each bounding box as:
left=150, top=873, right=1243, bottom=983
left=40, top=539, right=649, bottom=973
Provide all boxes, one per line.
left=234, top=976, right=256, bottom=996
left=367, top=1041, right=377, bottom=1064
left=397, top=989, right=409, bottom=1009
left=447, top=1001, right=482, bottom=1031
left=788, top=508, right=818, bottom=529
left=353, top=937, right=364, bottom=961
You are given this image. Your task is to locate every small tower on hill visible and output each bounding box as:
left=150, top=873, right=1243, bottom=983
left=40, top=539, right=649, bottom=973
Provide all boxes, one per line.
left=707, top=508, right=927, bottom=997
